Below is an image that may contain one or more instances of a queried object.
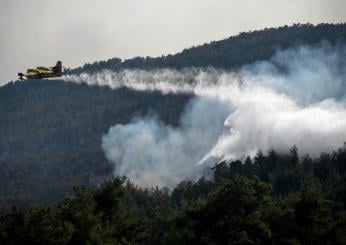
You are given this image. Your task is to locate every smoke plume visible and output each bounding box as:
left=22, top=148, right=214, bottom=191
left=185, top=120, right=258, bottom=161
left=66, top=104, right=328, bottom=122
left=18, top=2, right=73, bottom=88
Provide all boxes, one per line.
left=64, top=43, right=346, bottom=188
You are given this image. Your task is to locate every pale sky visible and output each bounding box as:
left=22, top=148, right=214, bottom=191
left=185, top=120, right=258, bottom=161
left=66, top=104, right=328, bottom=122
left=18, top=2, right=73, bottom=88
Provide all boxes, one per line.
left=0, top=0, right=345, bottom=84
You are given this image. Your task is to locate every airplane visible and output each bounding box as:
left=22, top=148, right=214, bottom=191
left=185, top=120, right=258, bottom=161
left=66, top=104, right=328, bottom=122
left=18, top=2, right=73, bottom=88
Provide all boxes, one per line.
left=18, top=61, right=63, bottom=80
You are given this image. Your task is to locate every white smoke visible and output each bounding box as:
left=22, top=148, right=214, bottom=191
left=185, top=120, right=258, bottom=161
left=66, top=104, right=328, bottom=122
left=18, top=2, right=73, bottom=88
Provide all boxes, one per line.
left=64, top=43, right=346, bottom=188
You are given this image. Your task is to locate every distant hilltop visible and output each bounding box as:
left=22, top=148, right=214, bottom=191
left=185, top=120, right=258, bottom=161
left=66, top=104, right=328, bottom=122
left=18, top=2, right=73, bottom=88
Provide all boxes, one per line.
left=68, top=23, right=346, bottom=75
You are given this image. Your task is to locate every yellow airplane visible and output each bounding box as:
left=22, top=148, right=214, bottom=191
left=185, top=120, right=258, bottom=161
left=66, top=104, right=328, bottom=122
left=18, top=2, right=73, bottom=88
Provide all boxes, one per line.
left=18, top=61, right=63, bottom=80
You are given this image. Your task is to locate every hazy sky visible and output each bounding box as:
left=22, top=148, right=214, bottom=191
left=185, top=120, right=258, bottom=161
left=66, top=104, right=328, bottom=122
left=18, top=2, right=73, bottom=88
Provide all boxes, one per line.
left=0, top=0, right=345, bottom=84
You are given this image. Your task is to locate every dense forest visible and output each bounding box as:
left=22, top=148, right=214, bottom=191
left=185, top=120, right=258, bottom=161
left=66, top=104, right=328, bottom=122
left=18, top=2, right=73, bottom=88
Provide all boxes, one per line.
left=1, top=23, right=346, bottom=243
left=1, top=144, right=346, bottom=244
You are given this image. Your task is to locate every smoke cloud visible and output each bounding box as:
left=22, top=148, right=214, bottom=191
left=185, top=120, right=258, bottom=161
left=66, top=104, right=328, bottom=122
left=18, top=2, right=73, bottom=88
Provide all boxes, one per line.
left=64, top=43, right=346, bottom=188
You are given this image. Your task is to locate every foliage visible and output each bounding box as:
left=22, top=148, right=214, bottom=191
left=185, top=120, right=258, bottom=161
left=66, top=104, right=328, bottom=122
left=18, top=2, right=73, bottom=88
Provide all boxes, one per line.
left=1, top=144, right=346, bottom=244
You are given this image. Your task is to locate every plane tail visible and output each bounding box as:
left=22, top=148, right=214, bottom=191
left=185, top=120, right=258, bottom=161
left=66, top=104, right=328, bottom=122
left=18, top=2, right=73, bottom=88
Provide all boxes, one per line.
left=18, top=73, right=24, bottom=80
left=55, top=61, right=62, bottom=73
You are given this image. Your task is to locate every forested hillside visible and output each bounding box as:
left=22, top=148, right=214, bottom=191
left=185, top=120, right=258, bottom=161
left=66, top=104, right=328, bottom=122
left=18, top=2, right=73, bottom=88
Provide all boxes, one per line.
left=1, top=23, right=346, bottom=209
left=0, top=80, right=190, bottom=207
left=69, top=23, right=346, bottom=74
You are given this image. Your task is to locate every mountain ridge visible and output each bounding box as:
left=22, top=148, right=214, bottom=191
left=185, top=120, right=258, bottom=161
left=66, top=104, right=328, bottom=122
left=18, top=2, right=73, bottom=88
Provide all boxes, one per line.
left=1, top=23, right=346, bottom=207
left=68, top=23, right=346, bottom=74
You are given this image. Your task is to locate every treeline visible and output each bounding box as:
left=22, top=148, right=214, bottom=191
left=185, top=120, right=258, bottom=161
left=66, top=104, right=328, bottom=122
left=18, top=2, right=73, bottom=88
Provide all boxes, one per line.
left=68, top=23, right=346, bottom=74
left=1, top=145, right=346, bottom=244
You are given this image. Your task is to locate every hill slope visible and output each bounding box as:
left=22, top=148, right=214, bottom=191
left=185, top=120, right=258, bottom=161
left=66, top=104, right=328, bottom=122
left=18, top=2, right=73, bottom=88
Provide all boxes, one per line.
left=1, top=23, right=346, bottom=207
left=69, top=23, right=346, bottom=74
left=0, top=80, right=190, bottom=207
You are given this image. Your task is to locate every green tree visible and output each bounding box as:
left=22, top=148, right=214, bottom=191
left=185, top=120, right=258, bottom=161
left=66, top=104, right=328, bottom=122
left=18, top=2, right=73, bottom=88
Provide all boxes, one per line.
left=295, top=178, right=332, bottom=245
left=187, top=176, right=272, bottom=244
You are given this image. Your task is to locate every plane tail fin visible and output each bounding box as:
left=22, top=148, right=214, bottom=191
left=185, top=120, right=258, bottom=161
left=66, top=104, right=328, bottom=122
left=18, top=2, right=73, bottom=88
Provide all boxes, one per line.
left=55, top=61, right=62, bottom=72
left=52, top=61, right=62, bottom=74
left=18, top=73, right=24, bottom=80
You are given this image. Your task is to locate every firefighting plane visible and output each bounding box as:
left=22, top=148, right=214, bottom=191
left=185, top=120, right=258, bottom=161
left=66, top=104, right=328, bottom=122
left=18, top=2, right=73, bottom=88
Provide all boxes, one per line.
left=18, top=61, right=63, bottom=80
